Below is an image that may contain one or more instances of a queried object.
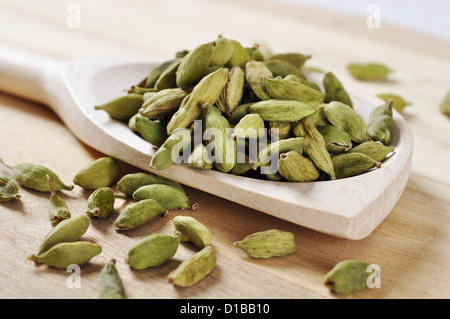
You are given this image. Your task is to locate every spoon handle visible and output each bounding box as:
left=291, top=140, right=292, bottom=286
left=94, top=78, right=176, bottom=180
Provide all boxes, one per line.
left=0, top=45, right=61, bottom=106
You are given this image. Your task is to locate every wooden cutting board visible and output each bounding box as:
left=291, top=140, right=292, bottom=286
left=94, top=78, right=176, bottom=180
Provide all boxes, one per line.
left=0, top=0, right=449, bottom=299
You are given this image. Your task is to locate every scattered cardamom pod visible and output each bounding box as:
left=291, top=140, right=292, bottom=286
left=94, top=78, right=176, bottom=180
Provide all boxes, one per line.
left=99, top=259, right=126, bottom=299
left=125, top=232, right=181, bottom=269
left=0, top=159, right=73, bottom=192
left=324, top=260, right=372, bottom=295
left=37, top=215, right=90, bottom=255
left=73, top=157, right=121, bottom=190
left=47, top=175, right=71, bottom=227
left=173, top=216, right=212, bottom=249
left=168, top=246, right=216, bottom=287
left=367, top=100, right=393, bottom=145
left=347, top=63, right=392, bottom=81
left=234, top=229, right=296, bottom=258
left=132, top=184, right=195, bottom=210
left=86, top=187, right=115, bottom=218
left=117, top=172, right=185, bottom=197
left=0, top=176, right=20, bottom=202
left=28, top=241, right=101, bottom=269
left=114, top=199, right=166, bottom=231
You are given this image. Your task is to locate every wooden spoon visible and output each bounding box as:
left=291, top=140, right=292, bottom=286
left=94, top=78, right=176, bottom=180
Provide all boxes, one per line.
left=0, top=46, right=413, bottom=239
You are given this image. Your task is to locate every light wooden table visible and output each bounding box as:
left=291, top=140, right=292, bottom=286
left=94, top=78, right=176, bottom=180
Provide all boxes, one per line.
left=0, top=0, right=449, bottom=299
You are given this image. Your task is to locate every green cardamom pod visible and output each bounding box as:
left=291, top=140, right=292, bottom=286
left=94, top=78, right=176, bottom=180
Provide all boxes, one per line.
left=332, top=153, right=381, bottom=179
left=293, top=117, right=336, bottom=180
left=347, top=63, right=392, bottom=81
left=139, top=88, right=189, bottom=118
left=245, top=43, right=265, bottom=61
left=94, top=93, right=143, bottom=121
left=144, top=59, right=177, bottom=88
left=47, top=175, right=71, bottom=227
left=37, top=215, right=90, bottom=255
left=167, top=68, right=228, bottom=134
left=318, top=124, right=353, bottom=154
left=269, top=52, right=311, bottom=69
left=73, top=157, right=121, bottom=190
left=278, top=151, right=319, bottom=182
left=222, top=66, right=246, bottom=114
left=439, top=91, right=450, bottom=116
left=132, top=184, right=195, bottom=210
left=234, top=229, right=296, bottom=258
left=376, top=93, right=411, bottom=113
left=114, top=199, right=166, bottom=231
left=128, top=113, right=139, bottom=132
left=249, top=100, right=316, bottom=122
left=203, top=104, right=236, bottom=173
left=229, top=152, right=253, bottom=176
left=125, top=232, right=181, bottom=269
left=143, top=92, right=157, bottom=102
left=284, top=74, right=321, bottom=91
left=324, top=101, right=369, bottom=143
left=135, top=116, right=168, bottom=148
left=264, top=59, right=305, bottom=78
left=225, top=39, right=251, bottom=69
left=367, top=100, right=393, bottom=145
left=323, top=72, right=353, bottom=108
left=99, top=259, right=126, bottom=299
left=128, top=86, right=158, bottom=94
left=232, top=114, right=265, bottom=140
left=86, top=187, right=115, bottom=218
left=0, top=176, right=20, bottom=202
left=173, top=216, right=212, bottom=248
left=176, top=42, right=215, bottom=89
left=117, top=172, right=185, bottom=197
left=0, top=159, right=73, bottom=192
left=254, top=137, right=304, bottom=170
left=227, top=103, right=254, bottom=125
left=310, top=104, right=330, bottom=127
left=188, top=143, right=213, bottom=170
left=349, top=141, right=394, bottom=162
left=155, top=58, right=181, bottom=90
left=168, top=246, right=216, bottom=287
left=209, top=35, right=234, bottom=66
left=324, top=260, right=371, bottom=295
left=269, top=121, right=293, bottom=140
left=245, top=61, right=273, bottom=101
left=264, top=78, right=324, bottom=107
left=28, top=241, right=102, bottom=269
left=149, top=127, right=192, bottom=170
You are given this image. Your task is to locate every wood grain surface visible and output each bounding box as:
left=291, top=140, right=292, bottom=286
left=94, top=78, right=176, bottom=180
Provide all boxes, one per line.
left=0, top=0, right=449, bottom=299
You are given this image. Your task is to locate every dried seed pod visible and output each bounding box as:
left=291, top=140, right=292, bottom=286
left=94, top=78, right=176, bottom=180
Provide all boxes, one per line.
left=332, top=153, right=381, bottom=179
left=188, top=143, right=213, bottom=170
left=117, top=172, right=185, bottom=197
left=37, top=215, right=90, bottom=255
left=269, top=121, right=293, bottom=140
left=144, top=59, right=178, bottom=88
left=249, top=100, right=316, bottom=122
left=293, top=117, right=336, bottom=180
left=139, top=88, right=189, bottom=118
left=349, top=141, right=394, bottom=162
left=28, top=242, right=101, bottom=269
left=94, top=93, right=143, bottom=121
left=86, top=187, right=115, bottom=218
left=149, top=127, right=192, bottom=170
left=324, top=260, right=372, bottom=295
left=125, top=232, right=181, bottom=269
left=254, top=137, right=304, bottom=170
left=278, top=151, right=319, bottom=182
left=0, top=176, right=20, bottom=202
left=323, top=72, right=353, bottom=108
left=132, top=184, right=194, bottom=210
left=73, top=157, right=121, bottom=190
left=135, top=116, right=168, bottom=148
left=209, top=35, right=234, bottom=66
left=128, top=113, right=139, bottom=132
left=324, top=101, right=369, bottom=143
left=0, top=159, right=73, bottom=192
left=47, top=175, right=71, bottom=227
left=318, top=124, right=352, bottom=154
left=367, top=100, right=393, bottom=145
left=114, top=199, right=166, bottom=231
left=168, top=246, right=216, bottom=287
left=99, top=259, right=126, bottom=299
left=234, top=229, right=296, bottom=258
left=227, top=103, right=254, bottom=124
left=222, top=66, right=246, bottom=114
left=173, top=216, right=212, bottom=248
left=232, top=114, right=265, bottom=140
left=376, top=93, right=411, bottom=113
left=347, top=63, right=392, bottom=81
left=264, top=78, right=324, bottom=107
left=176, top=42, right=215, bottom=89
left=245, top=61, right=273, bottom=101
left=225, top=39, right=251, bottom=69
left=154, top=58, right=181, bottom=90
left=264, top=59, right=305, bottom=78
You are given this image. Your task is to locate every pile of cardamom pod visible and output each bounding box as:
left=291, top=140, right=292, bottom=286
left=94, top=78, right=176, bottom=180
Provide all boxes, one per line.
left=96, top=36, right=395, bottom=181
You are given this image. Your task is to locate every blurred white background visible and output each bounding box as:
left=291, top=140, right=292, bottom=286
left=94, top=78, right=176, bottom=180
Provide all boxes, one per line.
left=277, top=0, right=450, bottom=42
